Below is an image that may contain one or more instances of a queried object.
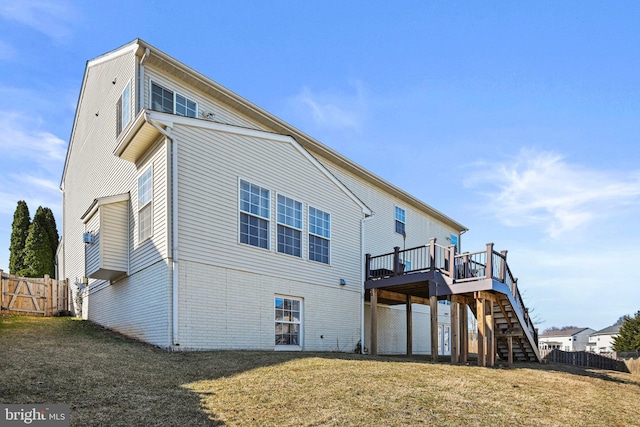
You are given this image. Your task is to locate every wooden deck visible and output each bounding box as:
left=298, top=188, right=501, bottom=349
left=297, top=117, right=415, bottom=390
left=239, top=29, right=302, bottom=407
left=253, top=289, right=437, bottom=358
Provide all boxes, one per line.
left=365, top=239, right=540, bottom=365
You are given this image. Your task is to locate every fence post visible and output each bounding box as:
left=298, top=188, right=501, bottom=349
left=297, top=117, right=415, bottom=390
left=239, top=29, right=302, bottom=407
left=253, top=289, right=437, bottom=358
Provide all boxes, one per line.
left=0, top=269, right=4, bottom=309
left=485, top=243, right=494, bottom=279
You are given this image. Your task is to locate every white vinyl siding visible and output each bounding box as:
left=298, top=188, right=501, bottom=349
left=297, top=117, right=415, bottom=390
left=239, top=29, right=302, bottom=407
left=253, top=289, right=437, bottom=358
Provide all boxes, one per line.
left=62, top=49, right=169, bottom=336
left=174, top=124, right=363, bottom=295
left=84, top=199, right=129, bottom=281
left=144, top=69, right=262, bottom=128
left=316, top=156, right=461, bottom=257
left=89, top=260, right=171, bottom=347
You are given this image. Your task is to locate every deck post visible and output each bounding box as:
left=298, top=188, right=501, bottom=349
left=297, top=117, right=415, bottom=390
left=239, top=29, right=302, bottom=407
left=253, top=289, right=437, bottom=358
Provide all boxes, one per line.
left=448, top=245, right=456, bottom=279
left=370, top=288, right=378, bottom=356
left=476, top=295, right=486, bottom=367
left=462, top=253, right=470, bottom=279
left=450, top=297, right=459, bottom=363
left=429, top=238, right=436, bottom=269
left=365, top=253, right=371, bottom=281
left=511, top=278, right=517, bottom=297
left=485, top=243, right=494, bottom=279
left=430, top=295, right=438, bottom=362
left=500, top=250, right=508, bottom=282
left=487, top=300, right=495, bottom=367
left=460, top=303, right=468, bottom=363
left=406, top=294, right=412, bottom=356
left=393, top=246, right=401, bottom=276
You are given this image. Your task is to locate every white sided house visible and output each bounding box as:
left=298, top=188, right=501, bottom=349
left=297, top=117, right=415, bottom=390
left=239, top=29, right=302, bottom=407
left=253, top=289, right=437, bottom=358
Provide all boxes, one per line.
left=538, top=327, right=596, bottom=352
left=587, top=325, right=620, bottom=354
left=60, top=40, right=540, bottom=364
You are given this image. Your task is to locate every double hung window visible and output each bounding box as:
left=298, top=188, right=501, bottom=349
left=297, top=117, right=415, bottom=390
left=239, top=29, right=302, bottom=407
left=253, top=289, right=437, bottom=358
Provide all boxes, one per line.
left=239, top=180, right=270, bottom=249
left=395, top=206, right=406, bottom=235
left=275, top=296, right=302, bottom=346
left=308, top=207, right=330, bottom=264
left=277, top=195, right=302, bottom=257
left=116, top=82, right=131, bottom=136
left=138, top=167, right=153, bottom=242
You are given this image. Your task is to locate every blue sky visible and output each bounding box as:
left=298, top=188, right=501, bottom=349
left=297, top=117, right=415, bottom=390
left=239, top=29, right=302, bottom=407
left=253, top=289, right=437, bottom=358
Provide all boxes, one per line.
left=1, top=1, right=639, bottom=331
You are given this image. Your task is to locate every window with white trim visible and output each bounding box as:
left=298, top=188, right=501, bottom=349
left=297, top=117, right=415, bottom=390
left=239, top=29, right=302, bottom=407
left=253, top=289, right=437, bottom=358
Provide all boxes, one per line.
left=151, top=81, right=197, bottom=118
left=308, top=207, right=330, bottom=264
left=116, top=82, right=131, bottom=136
left=395, top=206, right=406, bottom=235
left=277, top=194, right=302, bottom=257
left=275, top=296, right=302, bottom=346
left=239, top=180, right=270, bottom=249
left=138, top=167, right=153, bottom=242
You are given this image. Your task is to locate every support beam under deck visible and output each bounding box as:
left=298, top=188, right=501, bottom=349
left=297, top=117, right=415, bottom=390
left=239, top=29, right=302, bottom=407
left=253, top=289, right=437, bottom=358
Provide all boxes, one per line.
left=430, top=295, right=438, bottom=363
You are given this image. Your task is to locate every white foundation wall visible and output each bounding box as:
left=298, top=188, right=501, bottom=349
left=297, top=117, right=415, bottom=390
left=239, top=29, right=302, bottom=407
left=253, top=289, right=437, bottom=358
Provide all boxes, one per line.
left=177, top=259, right=362, bottom=351
left=87, top=260, right=171, bottom=347
left=364, top=303, right=451, bottom=355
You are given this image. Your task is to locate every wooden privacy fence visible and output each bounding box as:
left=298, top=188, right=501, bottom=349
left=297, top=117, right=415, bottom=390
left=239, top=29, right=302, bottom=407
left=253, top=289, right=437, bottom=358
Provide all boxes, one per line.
left=0, top=270, right=68, bottom=317
left=541, top=349, right=626, bottom=372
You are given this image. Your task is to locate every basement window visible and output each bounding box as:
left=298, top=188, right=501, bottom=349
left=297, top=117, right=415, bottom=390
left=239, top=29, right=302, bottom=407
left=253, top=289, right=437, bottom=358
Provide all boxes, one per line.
left=275, top=296, right=302, bottom=347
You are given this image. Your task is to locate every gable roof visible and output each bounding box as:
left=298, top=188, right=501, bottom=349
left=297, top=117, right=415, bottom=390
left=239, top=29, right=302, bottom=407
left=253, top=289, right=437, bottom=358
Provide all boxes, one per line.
left=62, top=39, right=467, bottom=232
left=540, top=327, right=591, bottom=338
left=118, top=110, right=372, bottom=215
left=591, top=324, right=621, bottom=336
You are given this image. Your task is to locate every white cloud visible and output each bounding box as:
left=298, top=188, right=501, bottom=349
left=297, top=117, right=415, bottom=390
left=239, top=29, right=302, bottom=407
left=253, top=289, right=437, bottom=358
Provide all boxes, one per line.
left=289, top=80, right=368, bottom=131
left=464, top=148, right=640, bottom=238
left=0, top=111, right=67, bottom=171
left=0, top=0, right=78, bottom=42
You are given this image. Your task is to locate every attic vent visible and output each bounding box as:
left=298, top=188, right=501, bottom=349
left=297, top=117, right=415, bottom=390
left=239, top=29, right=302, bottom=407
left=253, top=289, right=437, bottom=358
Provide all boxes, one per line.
left=83, top=232, right=94, bottom=244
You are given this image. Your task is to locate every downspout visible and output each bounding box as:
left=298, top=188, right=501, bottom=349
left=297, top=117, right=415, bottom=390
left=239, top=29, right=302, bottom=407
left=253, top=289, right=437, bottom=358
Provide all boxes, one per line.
left=458, top=228, right=467, bottom=253
left=360, top=213, right=374, bottom=354
left=147, top=115, right=179, bottom=348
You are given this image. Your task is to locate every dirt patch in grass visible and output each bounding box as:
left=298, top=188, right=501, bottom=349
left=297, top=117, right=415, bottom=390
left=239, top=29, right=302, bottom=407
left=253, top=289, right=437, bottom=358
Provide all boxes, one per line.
left=2, top=316, right=640, bottom=426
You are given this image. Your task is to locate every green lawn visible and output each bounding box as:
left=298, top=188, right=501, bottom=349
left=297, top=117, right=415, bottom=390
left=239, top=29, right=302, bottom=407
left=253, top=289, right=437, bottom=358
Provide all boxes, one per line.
left=1, top=316, right=639, bottom=426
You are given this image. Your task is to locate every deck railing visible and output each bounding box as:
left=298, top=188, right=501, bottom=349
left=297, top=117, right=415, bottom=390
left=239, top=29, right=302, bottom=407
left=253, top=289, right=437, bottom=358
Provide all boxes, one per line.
left=365, top=238, right=451, bottom=280
left=365, top=239, right=537, bottom=344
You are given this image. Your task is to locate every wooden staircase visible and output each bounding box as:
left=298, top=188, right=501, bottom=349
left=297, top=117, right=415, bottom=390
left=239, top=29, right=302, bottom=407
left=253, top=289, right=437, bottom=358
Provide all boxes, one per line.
left=365, top=239, right=540, bottom=365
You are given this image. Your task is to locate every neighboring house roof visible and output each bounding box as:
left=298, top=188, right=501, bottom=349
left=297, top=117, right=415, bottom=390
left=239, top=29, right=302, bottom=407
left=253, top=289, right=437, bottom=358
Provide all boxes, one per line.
left=591, top=324, right=621, bottom=336
left=61, top=38, right=467, bottom=233
left=540, top=328, right=591, bottom=338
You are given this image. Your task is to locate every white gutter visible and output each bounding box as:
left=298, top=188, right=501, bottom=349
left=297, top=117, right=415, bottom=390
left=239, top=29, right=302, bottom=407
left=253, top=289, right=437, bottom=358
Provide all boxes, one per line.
left=360, top=213, right=374, bottom=354
left=147, top=116, right=179, bottom=348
